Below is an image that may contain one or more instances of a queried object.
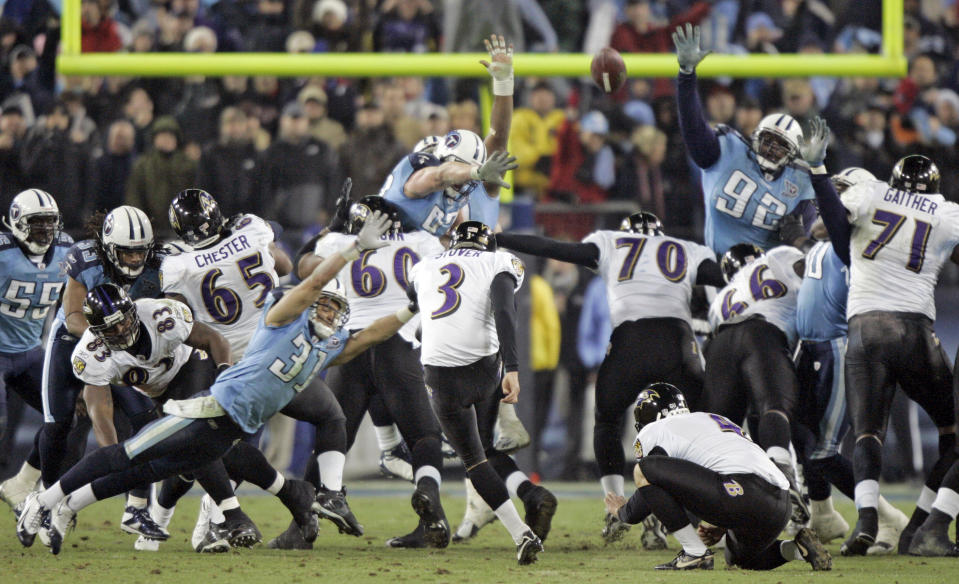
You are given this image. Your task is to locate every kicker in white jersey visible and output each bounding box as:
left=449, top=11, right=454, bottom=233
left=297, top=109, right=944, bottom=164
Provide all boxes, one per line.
left=707, top=246, right=804, bottom=346
left=842, top=179, right=959, bottom=321
left=582, top=230, right=715, bottom=327
left=160, top=214, right=277, bottom=358
left=314, top=230, right=443, bottom=343
left=410, top=247, right=524, bottom=367
left=70, top=298, right=194, bottom=398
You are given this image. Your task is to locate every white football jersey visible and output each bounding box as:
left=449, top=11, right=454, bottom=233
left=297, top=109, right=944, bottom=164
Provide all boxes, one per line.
left=410, top=248, right=525, bottom=367
left=160, top=214, right=277, bottom=358
left=583, top=230, right=715, bottom=327
left=71, top=298, right=194, bottom=398
left=707, top=245, right=804, bottom=346
left=314, top=231, right=443, bottom=344
left=635, top=411, right=789, bottom=490
left=842, top=180, right=959, bottom=321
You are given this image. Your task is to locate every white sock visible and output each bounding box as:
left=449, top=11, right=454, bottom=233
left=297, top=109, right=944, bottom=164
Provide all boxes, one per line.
left=208, top=495, right=226, bottom=523
left=126, top=494, right=148, bottom=509
left=916, top=485, right=937, bottom=512
left=153, top=504, right=175, bottom=528
left=505, top=471, right=529, bottom=499
left=780, top=539, right=803, bottom=561
left=38, top=482, right=66, bottom=508
left=266, top=472, right=285, bottom=495
left=373, top=425, right=403, bottom=451
left=15, top=461, right=41, bottom=486
left=932, top=488, right=959, bottom=519
left=672, top=524, right=708, bottom=556
left=854, top=479, right=879, bottom=510
left=218, top=496, right=240, bottom=513
left=767, top=446, right=791, bottom=467
left=811, top=496, right=835, bottom=517
left=600, top=474, right=625, bottom=497
left=493, top=500, right=529, bottom=544
left=66, top=484, right=97, bottom=512
left=414, top=465, right=441, bottom=487
left=317, top=451, right=346, bottom=491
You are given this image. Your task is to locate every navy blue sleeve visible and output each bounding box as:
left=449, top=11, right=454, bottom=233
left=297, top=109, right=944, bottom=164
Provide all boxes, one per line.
left=494, top=233, right=600, bottom=269
left=694, top=259, right=726, bottom=287
left=64, top=241, right=100, bottom=280
left=676, top=71, right=721, bottom=169
left=811, top=174, right=852, bottom=266
left=408, top=152, right=440, bottom=171
left=490, top=272, right=519, bottom=372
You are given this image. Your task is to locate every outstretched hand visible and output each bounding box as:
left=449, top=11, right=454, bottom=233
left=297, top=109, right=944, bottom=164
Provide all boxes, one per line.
left=799, top=116, right=831, bottom=167
left=355, top=210, right=391, bottom=252
left=672, top=23, right=711, bottom=74
left=480, top=34, right=514, bottom=96
left=471, top=150, right=518, bottom=189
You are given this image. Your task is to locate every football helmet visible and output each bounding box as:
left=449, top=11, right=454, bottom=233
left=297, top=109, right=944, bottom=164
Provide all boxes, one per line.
left=4, top=189, right=61, bottom=254
left=633, top=383, right=689, bottom=432
left=169, top=189, right=225, bottom=248
left=413, top=135, right=442, bottom=155
left=720, top=243, right=763, bottom=283
left=310, top=278, right=350, bottom=339
left=102, top=206, right=155, bottom=279
left=450, top=221, right=496, bottom=252
left=830, top=167, right=877, bottom=195
left=620, top=211, right=664, bottom=236
left=433, top=129, right=488, bottom=199
left=348, top=195, right=401, bottom=236
left=751, top=114, right=802, bottom=176
left=889, top=154, right=940, bottom=194
left=83, top=283, right=141, bottom=350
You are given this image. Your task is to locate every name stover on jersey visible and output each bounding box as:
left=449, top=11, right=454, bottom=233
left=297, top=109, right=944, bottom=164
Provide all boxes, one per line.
left=410, top=248, right=524, bottom=367
left=71, top=298, right=194, bottom=398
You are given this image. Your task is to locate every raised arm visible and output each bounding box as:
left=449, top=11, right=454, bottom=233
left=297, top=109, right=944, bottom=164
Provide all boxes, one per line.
left=672, top=24, right=720, bottom=169
left=495, top=232, right=600, bottom=269
left=799, top=117, right=852, bottom=265
left=481, top=34, right=514, bottom=198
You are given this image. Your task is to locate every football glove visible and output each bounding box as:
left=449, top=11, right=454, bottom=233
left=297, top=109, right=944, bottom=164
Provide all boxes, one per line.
left=328, top=177, right=353, bottom=233
left=799, top=116, right=831, bottom=167
left=355, top=210, right=391, bottom=252
left=470, top=150, right=518, bottom=189
left=672, top=23, right=710, bottom=74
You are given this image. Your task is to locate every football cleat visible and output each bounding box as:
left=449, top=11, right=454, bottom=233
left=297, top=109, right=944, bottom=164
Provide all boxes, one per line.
left=267, top=519, right=313, bottom=550
left=809, top=508, right=848, bottom=544
left=516, top=530, right=544, bottom=565
left=641, top=515, right=669, bottom=550
left=655, top=548, right=714, bottom=570
left=386, top=520, right=430, bottom=548
left=522, top=485, right=557, bottom=542
left=906, top=510, right=956, bottom=557
left=602, top=512, right=631, bottom=544
left=15, top=491, right=47, bottom=547
left=494, top=403, right=530, bottom=454
left=191, top=494, right=216, bottom=551
left=314, top=485, right=363, bottom=536
left=134, top=535, right=161, bottom=551
left=278, top=479, right=319, bottom=543
left=452, top=478, right=496, bottom=542
left=440, top=434, right=458, bottom=460
left=48, top=496, right=77, bottom=555
left=0, top=474, right=36, bottom=510
left=222, top=510, right=261, bottom=548
left=840, top=509, right=877, bottom=556
left=794, top=527, right=832, bottom=570
left=195, top=522, right=231, bottom=553
left=410, top=480, right=450, bottom=548
left=869, top=500, right=909, bottom=555
left=378, top=444, right=414, bottom=482
left=120, top=506, right=169, bottom=540
left=772, top=460, right=810, bottom=526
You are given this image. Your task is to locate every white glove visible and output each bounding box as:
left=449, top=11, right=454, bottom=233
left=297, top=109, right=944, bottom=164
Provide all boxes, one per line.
left=341, top=210, right=391, bottom=260
left=672, top=23, right=711, bottom=74
left=480, top=34, right=514, bottom=96
left=799, top=116, right=831, bottom=169
left=470, top=151, right=518, bottom=189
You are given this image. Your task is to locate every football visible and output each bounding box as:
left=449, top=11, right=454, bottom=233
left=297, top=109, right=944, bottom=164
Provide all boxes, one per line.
left=591, top=47, right=627, bottom=94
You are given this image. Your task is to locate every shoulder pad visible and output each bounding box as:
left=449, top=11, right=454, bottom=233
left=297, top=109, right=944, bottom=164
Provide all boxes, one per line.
left=56, top=232, right=74, bottom=246
left=715, top=124, right=748, bottom=144
left=65, top=239, right=102, bottom=276
left=408, top=152, right=441, bottom=171
left=0, top=232, right=16, bottom=251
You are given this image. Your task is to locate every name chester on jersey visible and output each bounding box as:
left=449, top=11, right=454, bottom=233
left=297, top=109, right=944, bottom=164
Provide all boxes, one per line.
left=193, top=234, right=252, bottom=268
left=883, top=188, right=940, bottom=214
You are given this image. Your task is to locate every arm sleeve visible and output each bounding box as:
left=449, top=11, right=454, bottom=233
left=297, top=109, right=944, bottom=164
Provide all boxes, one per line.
left=617, top=488, right=652, bottom=525
left=694, top=259, right=727, bottom=287
left=791, top=199, right=819, bottom=233
left=490, top=272, right=519, bottom=372
left=676, top=71, right=721, bottom=169
left=495, top=233, right=600, bottom=268
left=294, top=232, right=324, bottom=267
left=811, top=174, right=852, bottom=265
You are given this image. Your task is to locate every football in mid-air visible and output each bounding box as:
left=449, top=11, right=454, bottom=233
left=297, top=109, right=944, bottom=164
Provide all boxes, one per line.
left=591, top=47, right=627, bottom=94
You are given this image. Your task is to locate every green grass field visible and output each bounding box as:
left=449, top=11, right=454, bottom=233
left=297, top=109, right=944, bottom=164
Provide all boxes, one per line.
left=2, top=481, right=956, bottom=583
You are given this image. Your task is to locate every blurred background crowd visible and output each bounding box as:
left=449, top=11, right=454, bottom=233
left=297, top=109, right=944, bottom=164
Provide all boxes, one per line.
left=0, top=0, right=955, bottom=482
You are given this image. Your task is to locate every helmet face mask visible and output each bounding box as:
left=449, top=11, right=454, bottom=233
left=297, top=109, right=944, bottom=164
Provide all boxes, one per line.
left=6, top=189, right=61, bottom=254
left=450, top=221, right=496, bottom=252
left=168, top=189, right=224, bottom=248
left=620, top=211, right=664, bottom=236
left=633, top=383, right=689, bottom=432
left=102, top=206, right=154, bottom=278
left=720, top=243, right=764, bottom=283
left=84, top=284, right=141, bottom=350
left=751, top=114, right=802, bottom=176
left=309, top=278, right=350, bottom=339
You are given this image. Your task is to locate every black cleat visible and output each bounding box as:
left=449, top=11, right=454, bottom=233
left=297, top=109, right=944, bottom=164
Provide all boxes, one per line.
left=840, top=508, right=878, bottom=556
left=194, top=522, right=231, bottom=553
left=410, top=479, right=450, bottom=548
left=521, top=485, right=557, bottom=542
left=120, top=506, right=169, bottom=540
left=278, top=479, right=318, bottom=543
left=314, top=485, right=363, bottom=536
left=222, top=510, right=262, bottom=548
left=794, top=527, right=832, bottom=570
left=267, top=519, right=314, bottom=550
left=516, top=530, right=544, bottom=565
left=655, top=549, right=714, bottom=570
left=386, top=520, right=429, bottom=548
left=908, top=512, right=956, bottom=557
left=602, top=512, right=630, bottom=543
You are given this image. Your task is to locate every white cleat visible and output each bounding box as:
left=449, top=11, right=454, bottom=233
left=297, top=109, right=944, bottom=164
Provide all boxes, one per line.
left=868, top=499, right=909, bottom=555
left=15, top=491, right=46, bottom=547
left=48, top=496, right=77, bottom=555
left=452, top=478, right=496, bottom=542
left=0, top=474, right=36, bottom=510
left=191, top=494, right=216, bottom=551
left=810, top=509, right=849, bottom=544
left=135, top=535, right=161, bottom=551
left=493, top=402, right=530, bottom=454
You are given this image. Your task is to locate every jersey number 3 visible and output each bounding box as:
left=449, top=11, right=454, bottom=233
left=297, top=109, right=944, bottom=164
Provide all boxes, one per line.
left=717, top=170, right=788, bottom=230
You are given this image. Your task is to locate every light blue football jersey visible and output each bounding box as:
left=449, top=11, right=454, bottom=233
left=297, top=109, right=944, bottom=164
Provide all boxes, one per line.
left=211, top=292, right=349, bottom=434
left=0, top=231, right=72, bottom=351
left=796, top=240, right=849, bottom=342
left=467, top=187, right=500, bottom=230
left=700, top=127, right=814, bottom=255
left=381, top=152, right=477, bottom=236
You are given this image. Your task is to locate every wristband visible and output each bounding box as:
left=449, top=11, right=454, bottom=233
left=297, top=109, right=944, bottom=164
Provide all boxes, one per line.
left=341, top=242, right=360, bottom=261
left=469, top=166, right=481, bottom=181
left=395, top=306, right=415, bottom=323
left=809, top=164, right=828, bottom=175
left=492, top=77, right=514, bottom=96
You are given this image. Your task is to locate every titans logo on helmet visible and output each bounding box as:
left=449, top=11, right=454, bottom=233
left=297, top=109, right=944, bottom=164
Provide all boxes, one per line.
left=444, top=131, right=462, bottom=149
